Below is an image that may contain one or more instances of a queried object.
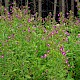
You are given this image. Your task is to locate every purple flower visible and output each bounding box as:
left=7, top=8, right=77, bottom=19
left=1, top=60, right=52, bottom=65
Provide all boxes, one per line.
left=47, top=44, right=50, bottom=47
left=51, top=31, right=54, bottom=35
left=54, top=26, right=56, bottom=28
left=66, top=12, right=69, bottom=15
left=66, top=59, right=68, bottom=63
left=44, top=29, right=47, bottom=33
left=58, top=13, right=60, bottom=16
left=60, top=46, right=64, bottom=52
left=65, top=31, right=70, bottom=36
left=28, top=27, right=30, bottom=32
left=44, top=54, right=47, bottom=58
left=62, top=51, right=66, bottom=56
left=56, top=30, right=58, bottom=34
left=41, top=54, right=47, bottom=58
left=28, top=19, right=31, bottom=23
left=24, top=10, right=28, bottom=14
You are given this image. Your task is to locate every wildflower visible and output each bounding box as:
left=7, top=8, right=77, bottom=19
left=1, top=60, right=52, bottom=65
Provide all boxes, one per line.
left=68, top=64, right=70, bottom=67
left=60, top=46, right=64, bottom=52
left=28, top=27, right=30, bottom=32
left=51, top=31, right=54, bottom=35
left=24, top=10, right=28, bottom=14
left=47, top=44, right=50, bottom=47
left=53, top=26, right=56, bottom=28
left=43, top=54, right=47, bottom=58
left=44, top=29, right=47, bottom=33
left=0, top=55, right=4, bottom=58
left=65, top=37, right=68, bottom=42
left=66, top=12, right=69, bottom=15
left=62, top=51, right=66, bottom=56
left=41, top=56, right=44, bottom=58
left=28, top=19, right=31, bottom=23
left=41, top=54, right=47, bottom=58
left=65, top=31, right=70, bottom=36
left=55, top=30, right=58, bottom=34
left=47, top=50, right=50, bottom=53
left=66, top=59, right=68, bottom=63
left=8, top=36, right=11, bottom=39
left=78, top=34, right=80, bottom=38
left=58, top=13, right=60, bottom=17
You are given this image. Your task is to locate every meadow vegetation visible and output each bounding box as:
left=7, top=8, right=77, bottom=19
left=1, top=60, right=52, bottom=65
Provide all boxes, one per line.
left=0, top=5, right=80, bottom=80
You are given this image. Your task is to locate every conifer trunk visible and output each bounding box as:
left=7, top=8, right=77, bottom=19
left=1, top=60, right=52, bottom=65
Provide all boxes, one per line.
left=71, top=0, right=74, bottom=16
left=38, top=0, right=42, bottom=17
left=5, top=0, right=8, bottom=10
left=53, top=0, right=57, bottom=19
left=62, top=0, right=65, bottom=17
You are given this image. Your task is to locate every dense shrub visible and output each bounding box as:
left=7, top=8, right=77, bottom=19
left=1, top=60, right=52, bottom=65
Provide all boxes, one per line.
left=0, top=6, right=80, bottom=80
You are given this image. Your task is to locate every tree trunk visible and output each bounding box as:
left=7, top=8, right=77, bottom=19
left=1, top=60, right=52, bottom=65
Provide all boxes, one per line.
left=0, top=0, right=2, bottom=3
left=62, top=0, right=65, bottom=17
left=34, top=0, right=36, bottom=13
left=53, top=0, right=57, bottom=19
left=59, top=0, right=62, bottom=12
left=38, top=0, right=42, bottom=17
left=71, top=0, right=74, bottom=16
left=65, top=0, right=68, bottom=13
left=5, top=0, right=8, bottom=10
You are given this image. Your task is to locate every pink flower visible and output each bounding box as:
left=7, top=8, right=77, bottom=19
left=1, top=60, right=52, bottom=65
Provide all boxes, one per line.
left=68, top=64, right=70, bottom=67
left=60, top=46, right=64, bottom=52
left=58, top=13, right=60, bottom=16
left=66, top=12, right=69, bottom=15
left=62, top=51, right=66, bottom=56
left=52, top=31, right=54, bottom=35
left=53, top=26, right=56, bottom=28
left=78, top=34, right=80, bottom=38
left=66, top=59, right=68, bottom=63
left=24, top=10, right=28, bottom=14
left=47, top=50, right=50, bottom=53
left=65, top=31, right=70, bottom=36
left=43, top=54, right=47, bottom=58
left=65, top=37, right=68, bottom=42
left=44, top=29, right=47, bottom=33
left=28, top=19, right=31, bottom=23
left=28, top=27, right=30, bottom=32
left=56, top=30, right=58, bottom=34
left=0, top=55, right=4, bottom=58
left=41, top=54, right=47, bottom=58
left=47, top=44, right=50, bottom=47
left=8, top=36, right=11, bottom=39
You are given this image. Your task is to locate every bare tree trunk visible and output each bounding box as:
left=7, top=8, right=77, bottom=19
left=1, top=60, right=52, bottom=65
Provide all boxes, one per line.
left=27, top=0, right=28, bottom=9
left=59, top=0, right=62, bottom=12
left=0, top=1, right=2, bottom=15
left=0, top=0, right=2, bottom=3
left=25, top=0, right=27, bottom=6
left=34, top=0, right=36, bottom=13
left=62, top=0, right=65, bottom=17
left=71, top=0, right=74, bottom=16
left=5, top=0, right=8, bottom=10
left=38, top=0, right=42, bottom=17
left=66, top=0, right=68, bottom=13
left=21, top=0, right=23, bottom=7
left=53, top=0, right=57, bottom=19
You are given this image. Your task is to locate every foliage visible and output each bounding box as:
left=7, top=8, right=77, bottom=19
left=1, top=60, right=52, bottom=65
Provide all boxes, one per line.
left=0, top=6, right=80, bottom=80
